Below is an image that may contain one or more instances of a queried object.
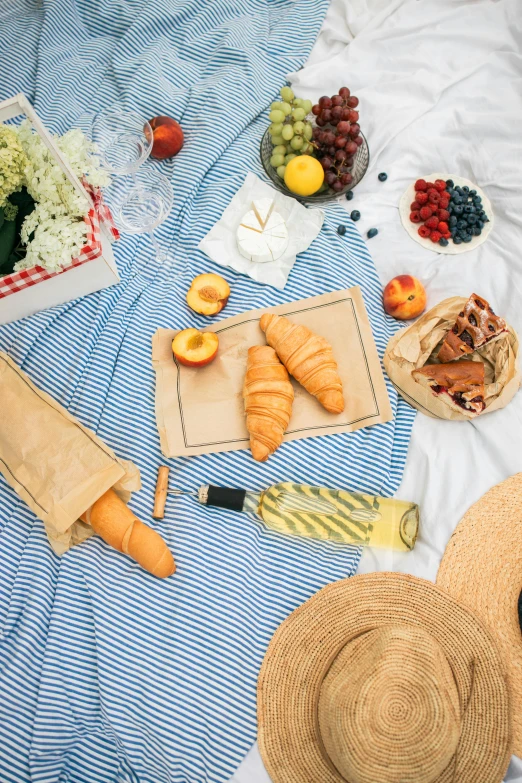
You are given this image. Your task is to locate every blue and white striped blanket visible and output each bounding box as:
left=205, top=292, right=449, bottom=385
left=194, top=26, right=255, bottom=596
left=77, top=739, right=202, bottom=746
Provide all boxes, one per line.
left=0, top=1, right=415, bottom=781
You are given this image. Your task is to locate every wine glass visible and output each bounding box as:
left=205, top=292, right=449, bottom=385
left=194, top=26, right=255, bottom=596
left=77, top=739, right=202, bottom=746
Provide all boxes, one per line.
left=104, top=165, right=174, bottom=264
left=90, top=109, right=153, bottom=175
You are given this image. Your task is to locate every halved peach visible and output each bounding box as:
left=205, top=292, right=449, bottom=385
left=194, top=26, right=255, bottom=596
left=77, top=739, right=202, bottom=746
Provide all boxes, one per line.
left=186, top=273, right=230, bottom=316
left=172, top=328, right=219, bottom=367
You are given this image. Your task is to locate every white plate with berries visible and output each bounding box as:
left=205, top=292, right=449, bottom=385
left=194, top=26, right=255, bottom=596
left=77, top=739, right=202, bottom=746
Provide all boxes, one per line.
left=399, top=173, right=494, bottom=254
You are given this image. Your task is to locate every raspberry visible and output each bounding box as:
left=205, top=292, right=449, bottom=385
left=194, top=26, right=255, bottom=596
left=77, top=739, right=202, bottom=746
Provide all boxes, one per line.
left=428, top=190, right=440, bottom=204
left=438, top=221, right=449, bottom=233
left=438, top=208, right=450, bottom=222
left=425, top=182, right=435, bottom=190
left=442, top=232, right=451, bottom=239
left=414, top=179, right=428, bottom=191
left=439, top=199, right=450, bottom=210
left=418, top=225, right=431, bottom=238
left=419, top=206, right=433, bottom=220
left=425, top=216, right=439, bottom=229
left=416, top=192, right=429, bottom=205
left=410, top=200, right=421, bottom=211
left=410, top=211, right=421, bottom=223
left=434, top=179, right=447, bottom=192
left=430, top=230, right=442, bottom=243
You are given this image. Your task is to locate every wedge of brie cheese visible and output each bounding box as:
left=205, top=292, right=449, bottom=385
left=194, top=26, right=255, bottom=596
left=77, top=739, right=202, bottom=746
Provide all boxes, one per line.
left=236, top=198, right=288, bottom=264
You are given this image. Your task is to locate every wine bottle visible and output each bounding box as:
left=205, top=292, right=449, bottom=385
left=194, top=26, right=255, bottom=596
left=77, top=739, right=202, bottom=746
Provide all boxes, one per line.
left=174, top=482, right=418, bottom=551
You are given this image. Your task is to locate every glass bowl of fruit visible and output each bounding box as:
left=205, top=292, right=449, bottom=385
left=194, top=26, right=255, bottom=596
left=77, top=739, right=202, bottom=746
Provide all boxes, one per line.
left=260, top=86, right=370, bottom=203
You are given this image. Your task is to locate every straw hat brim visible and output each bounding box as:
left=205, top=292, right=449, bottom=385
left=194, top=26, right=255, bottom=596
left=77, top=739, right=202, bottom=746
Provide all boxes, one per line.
left=258, top=572, right=511, bottom=783
left=438, top=472, right=522, bottom=755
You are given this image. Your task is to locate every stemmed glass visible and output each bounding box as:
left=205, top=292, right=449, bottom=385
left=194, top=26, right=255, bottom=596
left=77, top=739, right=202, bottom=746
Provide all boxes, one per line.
left=90, top=109, right=153, bottom=175
left=104, top=165, right=174, bottom=264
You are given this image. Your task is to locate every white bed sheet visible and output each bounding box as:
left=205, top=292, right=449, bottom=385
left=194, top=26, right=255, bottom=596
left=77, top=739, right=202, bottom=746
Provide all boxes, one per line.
left=230, top=0, right=522, bottom=779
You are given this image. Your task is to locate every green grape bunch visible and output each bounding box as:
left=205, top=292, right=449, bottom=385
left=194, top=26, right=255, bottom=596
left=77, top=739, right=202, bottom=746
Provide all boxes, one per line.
left=268, top=85, right=315, bottom=179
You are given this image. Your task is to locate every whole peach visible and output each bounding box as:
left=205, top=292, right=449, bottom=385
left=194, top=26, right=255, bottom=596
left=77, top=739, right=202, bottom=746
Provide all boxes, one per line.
left=147, top=116, right=184, bottom=159
left=383, top=275, right=427, bottom=320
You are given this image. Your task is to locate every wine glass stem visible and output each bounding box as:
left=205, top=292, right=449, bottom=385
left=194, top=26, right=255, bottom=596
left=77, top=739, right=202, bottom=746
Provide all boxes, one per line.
left=150, top=231, right=166, bottom=263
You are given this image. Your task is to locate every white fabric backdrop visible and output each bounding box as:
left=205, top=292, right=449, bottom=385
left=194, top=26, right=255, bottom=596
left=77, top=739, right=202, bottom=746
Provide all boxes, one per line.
left=230, top=0, right=522, bottom=779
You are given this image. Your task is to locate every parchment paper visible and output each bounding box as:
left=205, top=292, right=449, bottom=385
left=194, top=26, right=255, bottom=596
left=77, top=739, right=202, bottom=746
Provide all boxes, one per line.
left=152, top=287, right=393, bottom=458
left=383, top=297, right=520, bottom=420
left=0, top=352, right=141, bottom=554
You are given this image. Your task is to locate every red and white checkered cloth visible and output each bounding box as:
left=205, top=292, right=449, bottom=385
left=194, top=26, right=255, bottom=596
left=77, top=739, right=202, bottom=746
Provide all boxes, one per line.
left=0, top=181, right=119, bottom=299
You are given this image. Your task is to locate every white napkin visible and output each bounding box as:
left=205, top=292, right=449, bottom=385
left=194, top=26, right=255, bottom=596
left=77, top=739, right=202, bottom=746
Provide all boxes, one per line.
left=198, top=173, right=324, bottom=289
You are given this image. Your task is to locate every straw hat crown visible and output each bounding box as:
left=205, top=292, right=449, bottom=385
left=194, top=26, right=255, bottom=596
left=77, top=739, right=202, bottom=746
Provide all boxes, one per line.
left=258, top=572, right=512, bottom=783
left=318, top=625, right=461, bottom=783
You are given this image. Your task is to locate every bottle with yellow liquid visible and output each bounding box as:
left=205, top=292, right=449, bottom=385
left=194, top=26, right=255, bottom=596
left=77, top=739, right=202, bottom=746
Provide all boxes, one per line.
left=172, top=482, right=419, bottom=551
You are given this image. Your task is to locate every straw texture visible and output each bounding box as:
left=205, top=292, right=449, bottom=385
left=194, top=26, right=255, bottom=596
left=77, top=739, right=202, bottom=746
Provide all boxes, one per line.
left=438, top=472, right=522, bottom=755
left=258, top=572, right=511, bottom=783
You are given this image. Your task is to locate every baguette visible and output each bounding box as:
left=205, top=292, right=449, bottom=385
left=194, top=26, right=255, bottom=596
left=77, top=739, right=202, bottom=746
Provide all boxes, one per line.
left=81, top=489, right=176, bottom=578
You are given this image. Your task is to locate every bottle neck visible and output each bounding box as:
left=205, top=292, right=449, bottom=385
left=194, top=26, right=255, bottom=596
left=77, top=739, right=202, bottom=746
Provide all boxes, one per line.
left=198, top=485, right=262, bottom=516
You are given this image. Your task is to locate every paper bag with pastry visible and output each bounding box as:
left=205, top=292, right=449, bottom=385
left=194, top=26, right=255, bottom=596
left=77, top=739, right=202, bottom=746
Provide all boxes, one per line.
left=0, top=352, right=175, bottom=577
left=383, top=295, right=520, bottom=421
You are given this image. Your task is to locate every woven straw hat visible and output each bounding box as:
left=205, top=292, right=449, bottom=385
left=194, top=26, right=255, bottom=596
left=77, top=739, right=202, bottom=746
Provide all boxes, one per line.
left=258, top=572, right=511, bottom=783
left=438, top=472, right=522, bottom=755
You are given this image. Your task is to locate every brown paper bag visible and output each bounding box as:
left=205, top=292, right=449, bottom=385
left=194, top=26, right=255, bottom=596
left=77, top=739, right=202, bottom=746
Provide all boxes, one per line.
left=152, top=287, right=393, bottom=458
left=383, top=296, right=520, bottom=420
left=0, top=352, right=141, bottom=554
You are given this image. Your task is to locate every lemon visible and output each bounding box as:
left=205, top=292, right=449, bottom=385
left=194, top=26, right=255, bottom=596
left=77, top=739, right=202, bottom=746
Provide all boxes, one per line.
left=284, top=155, right=324, bottom=196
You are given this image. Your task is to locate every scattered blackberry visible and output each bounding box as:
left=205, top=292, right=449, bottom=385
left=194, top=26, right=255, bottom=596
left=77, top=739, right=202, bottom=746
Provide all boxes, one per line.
left=345, top=190, right=354, bottom=201
left=337, top=224, right=347, bottom=236
left=367, top=228, right=378, bottom=238
left=378, top=172, right=387, bottom=182
left=350, top=210, right=361, bottom=221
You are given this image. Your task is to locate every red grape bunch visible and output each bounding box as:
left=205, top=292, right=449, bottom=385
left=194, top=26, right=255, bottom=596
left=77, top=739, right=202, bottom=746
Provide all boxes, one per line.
left=311, top=86, right=362, bottom=192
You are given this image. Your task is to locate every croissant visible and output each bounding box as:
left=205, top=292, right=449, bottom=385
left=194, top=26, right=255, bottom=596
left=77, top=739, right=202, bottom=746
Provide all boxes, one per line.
left=260, top=313, right=344, bottom=414
left=243, top=345, right=294, bottom=462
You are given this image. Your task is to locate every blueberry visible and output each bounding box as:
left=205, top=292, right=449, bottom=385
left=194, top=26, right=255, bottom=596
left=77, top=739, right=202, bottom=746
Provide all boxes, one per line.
left=467, top=215, right=477, bottom=225
left=462, top=234, right=472, bottom=243
left=462, top=185, right=469, bottom=193
left=464, top=205, right=473, bottom=213
left=452, top=196, right=462, bottom=205
left=454, top=235, right=463, bottom=244
left=449, top=216, right=457, bottom=226
left=439, top=237, right=449, bottom=247
left=447, top=204, right=454, bottom=213
left=474, top=196, right=482, bottom=204
left=479, top=210, right=487, bottom=220
left=457, top=219, right=467, bottom=229
left=350, top=210, right=361, bottom=221
left=448, top=189, right=456, bottom=198
left=455, top=186, right=463, bottom=195
left=446, top=179, right=454, bottom=188
left=337, top=224, right=347, bottom=235
left=454, top=205, right=464, bottom=215
left=469, top=189, right=477, bottom=197
left=378, top=172, right=387, bottom=182
left=477, top=220, right=484, bottom=229
left=459, top=229, right=469, bottom=239
left=345, top=190, right=354, bottom=201
left=472, top=226, right=482, bottom=236
left=367, top=227, right=378, bottom=238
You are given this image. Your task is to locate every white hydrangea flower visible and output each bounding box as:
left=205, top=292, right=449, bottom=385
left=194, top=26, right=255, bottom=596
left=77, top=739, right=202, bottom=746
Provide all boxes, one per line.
left=12, top=120, right=109, bottom=272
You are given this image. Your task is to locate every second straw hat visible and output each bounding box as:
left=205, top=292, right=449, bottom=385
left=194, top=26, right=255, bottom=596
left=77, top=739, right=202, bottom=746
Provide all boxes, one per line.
left=258, top=572, right=511, bottom=783
left=438, top=472, right=522, bottom=755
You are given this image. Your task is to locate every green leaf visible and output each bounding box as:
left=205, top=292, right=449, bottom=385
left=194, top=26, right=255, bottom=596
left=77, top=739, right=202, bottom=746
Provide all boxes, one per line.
left=0, top=217, right=17, bottom=275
